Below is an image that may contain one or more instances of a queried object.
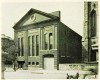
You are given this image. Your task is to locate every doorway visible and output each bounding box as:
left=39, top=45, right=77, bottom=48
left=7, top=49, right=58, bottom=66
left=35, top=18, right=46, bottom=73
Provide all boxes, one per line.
left=43, top=54, right=54, bottom=70
left=18, top=61, right=24, bottom=68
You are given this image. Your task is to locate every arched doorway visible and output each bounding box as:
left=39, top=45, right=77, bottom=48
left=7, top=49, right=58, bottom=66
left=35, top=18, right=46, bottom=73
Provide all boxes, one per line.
left=43, top=54, right=54, bottom=70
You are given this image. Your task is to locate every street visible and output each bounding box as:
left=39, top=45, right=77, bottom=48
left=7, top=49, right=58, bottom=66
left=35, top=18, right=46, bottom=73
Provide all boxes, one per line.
left=4, top=69, right=97, bottom=79
left=5, top=70, right=67, bottom=79
left=5, top=71, right=66, bottom=79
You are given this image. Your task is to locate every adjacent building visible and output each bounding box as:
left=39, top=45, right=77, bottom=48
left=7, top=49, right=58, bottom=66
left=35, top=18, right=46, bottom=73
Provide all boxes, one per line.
left=82, top=2, right=98, bottom=63
left=13, top=8, right=82, bottom=70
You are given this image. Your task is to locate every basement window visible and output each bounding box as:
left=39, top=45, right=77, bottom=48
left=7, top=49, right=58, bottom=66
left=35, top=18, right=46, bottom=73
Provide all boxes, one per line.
left=28, top=62, right=31, bottom=65
left=32, top=62, right=35, bottom=65
left=36, top=62, right=39, bottom=65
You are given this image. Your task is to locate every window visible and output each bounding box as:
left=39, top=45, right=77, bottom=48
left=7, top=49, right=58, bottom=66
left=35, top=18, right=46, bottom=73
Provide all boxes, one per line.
left=36, top=35, right=39, bottom=56
left=28, top=36, right=31, bottom=56
left=91, top=50, right=96, bottom=61
left=44, top=34, right=48, bottom=50
left=32, top=36, right=35, bottom=56
left=49, top=33, right=53, bottom=49
left=36, top=62, right=39, bottom=65
left=28, top=62, right=31, bottom=65
left=18, top=37, right=24, bottom=56
left=32, top=62, right=35, bottom=65
left=18, top=38, right=20, bottom=56
left=21, top=37, right=24, bottom=56
left=91, top=10, right=96, bottom=37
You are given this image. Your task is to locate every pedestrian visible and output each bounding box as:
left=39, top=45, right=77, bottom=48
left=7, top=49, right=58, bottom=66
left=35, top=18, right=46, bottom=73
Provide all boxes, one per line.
left=67, top=73, right=70, bottom=79
left=2, top=62, right=6, bottom=79
left=13, top=63, right=16, bottom=71
left=75, top=72, right=79, bottom=79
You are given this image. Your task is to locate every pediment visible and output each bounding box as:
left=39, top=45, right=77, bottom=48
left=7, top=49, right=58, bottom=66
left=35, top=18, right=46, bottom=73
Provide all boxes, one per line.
left=13, top=8, right=60, bottom=29
left=23, top=13, right=51, bottom=26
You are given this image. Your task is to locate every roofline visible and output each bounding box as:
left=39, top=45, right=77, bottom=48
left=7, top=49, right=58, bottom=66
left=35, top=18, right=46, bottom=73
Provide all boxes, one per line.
left=13, top=18, right=60, bottom=30
left=60, top=22, right=82, bottom=38
left=31, top=8, right=59, bottom=19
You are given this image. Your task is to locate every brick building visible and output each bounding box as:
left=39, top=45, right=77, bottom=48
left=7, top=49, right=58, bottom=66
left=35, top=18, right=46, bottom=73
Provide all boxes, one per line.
left=82, top=2, right=98, bottom=63
left=13, top=8, right=82, bottom=70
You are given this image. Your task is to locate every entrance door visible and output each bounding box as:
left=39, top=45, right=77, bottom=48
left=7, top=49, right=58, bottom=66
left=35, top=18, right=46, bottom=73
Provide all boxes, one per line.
left=91, top=50, right=96, bottom=61
left=44, top=57, right=54, bottom=70
left=18, top=61, right=24, bottom=68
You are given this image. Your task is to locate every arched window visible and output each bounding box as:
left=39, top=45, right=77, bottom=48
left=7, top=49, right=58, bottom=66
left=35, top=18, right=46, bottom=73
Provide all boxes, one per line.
left=91, top=6, right=97, bottom=37
left=32, top=36, right=35, bottom=56
left=18, top=38, right=20, bottom=56
left=18, top=37, right=24, bottom=56
left=28, top=36, right=31, bottom=56
left=36, top=35, right=39, bottom=56
left=21, top=37, right=24, bottom=56
left=44, top=33, right=48, bottom=50
left=49, top=33, right=53, bottom=49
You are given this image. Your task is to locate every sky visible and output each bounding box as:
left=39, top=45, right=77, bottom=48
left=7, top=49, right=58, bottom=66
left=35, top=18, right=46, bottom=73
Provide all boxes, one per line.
left=1, top=1, right=84, bottom=39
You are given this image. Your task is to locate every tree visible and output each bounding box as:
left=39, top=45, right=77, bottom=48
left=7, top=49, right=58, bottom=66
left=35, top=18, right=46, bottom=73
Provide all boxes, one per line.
left=1, top=37, right=18, bottom=65
left=1, top=38, right=14, bottom=52
left=2, top=51, right=8, bottom=63
left=6, top=45, right=18, bottom=64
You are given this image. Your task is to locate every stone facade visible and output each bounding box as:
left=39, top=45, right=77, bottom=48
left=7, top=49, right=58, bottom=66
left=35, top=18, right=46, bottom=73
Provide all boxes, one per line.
left=82, top=2, right=98, bottom=63
left=13, top=8, right=82, bottom=70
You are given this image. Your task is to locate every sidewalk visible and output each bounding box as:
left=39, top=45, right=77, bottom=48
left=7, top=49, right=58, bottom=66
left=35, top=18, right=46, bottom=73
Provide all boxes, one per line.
left=5, top=67, right=94, bottom=75
left=16, top=69, right=92, bottom=75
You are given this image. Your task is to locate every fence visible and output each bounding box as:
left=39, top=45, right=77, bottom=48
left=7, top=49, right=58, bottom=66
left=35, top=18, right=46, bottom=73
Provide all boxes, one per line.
left=59, top=63, right=98, bottom=71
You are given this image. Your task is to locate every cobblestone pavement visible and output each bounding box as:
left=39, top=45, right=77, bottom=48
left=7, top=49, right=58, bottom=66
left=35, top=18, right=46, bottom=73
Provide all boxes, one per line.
left=3, top=69, right=97, bottom=79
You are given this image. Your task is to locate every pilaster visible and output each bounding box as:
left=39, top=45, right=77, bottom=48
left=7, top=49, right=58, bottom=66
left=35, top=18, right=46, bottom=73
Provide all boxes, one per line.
left=24, top=30, right=28, bottom=69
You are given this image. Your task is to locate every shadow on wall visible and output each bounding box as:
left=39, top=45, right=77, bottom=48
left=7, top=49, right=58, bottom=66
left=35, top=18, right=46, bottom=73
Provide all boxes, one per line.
left=59, top=57, right=82, bottom=63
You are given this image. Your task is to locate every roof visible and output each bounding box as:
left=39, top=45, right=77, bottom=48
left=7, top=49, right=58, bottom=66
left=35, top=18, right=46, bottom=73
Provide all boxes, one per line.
left=60, top=22, right=82, bottom=37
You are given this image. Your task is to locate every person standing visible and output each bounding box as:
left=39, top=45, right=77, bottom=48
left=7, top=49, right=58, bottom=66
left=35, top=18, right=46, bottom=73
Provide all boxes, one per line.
left=2, top=62, right=6, bottom=79
left=13, top=63, right=16, bottom=71
left=67, top=73, right=70, bottom=79
left=75, top=72, right=79, bottom=79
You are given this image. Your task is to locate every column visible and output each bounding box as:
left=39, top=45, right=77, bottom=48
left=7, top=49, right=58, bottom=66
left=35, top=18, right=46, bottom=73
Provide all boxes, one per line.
left=35, top=35, right=36, bottom=56
left=39, top=28, right=41, bottom=51
left=30, top=36, right=32, bottom=56
left=20, top=38, right=21, bottom=56
left=48, top=33, right=49, bottom=50
left=14, top=31, right=17, bottom=48
left=55, top=26, right=57, bottom=49
left=53, top=26, right=55, bottom=49
left=96, top=51, right=98, bottom=62
left=40, top=29, right=42, bottom=50
left=24, top=31, right=28, bottom=69
left=14, top=31, right=18, bottom=57
left=42, top=29, right=44, bottom=50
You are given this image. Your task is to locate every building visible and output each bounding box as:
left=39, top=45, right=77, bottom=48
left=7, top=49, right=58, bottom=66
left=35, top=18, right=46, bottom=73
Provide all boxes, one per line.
left=13, top=8, right=82, bottom=70
left=1, top=34, right=13, bottom=40
left=82, top=2, right=98, bottom=63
